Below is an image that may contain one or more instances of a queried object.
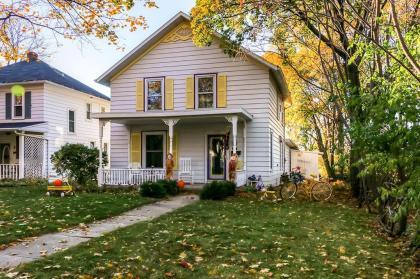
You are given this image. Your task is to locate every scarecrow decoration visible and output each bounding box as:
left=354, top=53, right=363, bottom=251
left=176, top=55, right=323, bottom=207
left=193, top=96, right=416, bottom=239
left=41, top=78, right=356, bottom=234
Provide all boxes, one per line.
left=228, top=153, right=238, bottom=182
left=165, top=153, right=174, bottom=179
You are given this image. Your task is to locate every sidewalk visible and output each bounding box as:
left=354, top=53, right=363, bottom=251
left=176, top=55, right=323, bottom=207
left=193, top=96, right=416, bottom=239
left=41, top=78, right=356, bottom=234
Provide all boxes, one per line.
left=0, top=194, right=198, bottom=270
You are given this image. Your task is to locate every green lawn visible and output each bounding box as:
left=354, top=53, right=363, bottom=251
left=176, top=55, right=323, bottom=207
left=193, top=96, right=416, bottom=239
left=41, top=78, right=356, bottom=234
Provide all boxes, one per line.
left=0, top=185, right=154, bottom=246
left=13, top=196, right=414, bottom=278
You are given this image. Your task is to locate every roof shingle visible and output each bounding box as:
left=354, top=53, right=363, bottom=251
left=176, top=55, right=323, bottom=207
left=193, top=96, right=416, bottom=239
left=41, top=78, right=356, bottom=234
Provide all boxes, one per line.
left=0, top=60, right=110, bottom=101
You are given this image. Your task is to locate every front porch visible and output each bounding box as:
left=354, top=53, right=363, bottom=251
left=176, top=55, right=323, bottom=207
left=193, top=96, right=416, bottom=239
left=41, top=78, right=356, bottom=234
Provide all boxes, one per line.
left=95, top=109, right=251, bottom=187
left=0, top=122, right=48, bottom=180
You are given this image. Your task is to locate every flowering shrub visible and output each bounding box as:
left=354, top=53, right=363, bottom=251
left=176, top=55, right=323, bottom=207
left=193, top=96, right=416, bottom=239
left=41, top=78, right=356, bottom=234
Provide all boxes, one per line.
left=290, top=167, right=305, bottom=184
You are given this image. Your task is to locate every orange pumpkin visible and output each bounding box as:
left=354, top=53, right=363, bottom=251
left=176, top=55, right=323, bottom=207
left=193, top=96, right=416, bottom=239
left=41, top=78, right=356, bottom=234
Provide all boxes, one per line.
left=177, top=180, right=185, bottom=189
left=53, top=179, right=63, bottom=186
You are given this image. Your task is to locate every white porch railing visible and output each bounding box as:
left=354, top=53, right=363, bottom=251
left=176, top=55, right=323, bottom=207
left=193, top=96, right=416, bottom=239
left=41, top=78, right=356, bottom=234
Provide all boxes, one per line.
left=0, top=164, right=19, bottom=180
left=235, top=170, right=247, bottom=187
left=101, top=168, right=166, bottom=186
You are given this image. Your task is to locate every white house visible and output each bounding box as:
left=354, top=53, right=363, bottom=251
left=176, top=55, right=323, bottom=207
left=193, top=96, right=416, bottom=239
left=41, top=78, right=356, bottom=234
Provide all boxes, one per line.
left=0, top=52, right=111, bottom=180
left=94, top=12, right=291, bottom=186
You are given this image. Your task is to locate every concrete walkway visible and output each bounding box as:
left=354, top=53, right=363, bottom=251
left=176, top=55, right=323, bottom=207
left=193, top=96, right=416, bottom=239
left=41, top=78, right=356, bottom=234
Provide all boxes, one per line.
left=0, top=194, right=198, bottom=270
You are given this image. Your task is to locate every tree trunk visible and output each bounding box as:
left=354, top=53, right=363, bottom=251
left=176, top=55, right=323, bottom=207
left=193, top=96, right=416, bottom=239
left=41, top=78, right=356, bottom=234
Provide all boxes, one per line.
left=346, top=63, right=362, bottom=197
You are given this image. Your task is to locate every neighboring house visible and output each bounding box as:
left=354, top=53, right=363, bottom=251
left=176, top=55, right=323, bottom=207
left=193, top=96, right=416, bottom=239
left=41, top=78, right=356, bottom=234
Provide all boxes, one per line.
left=0, top=52, right=110, bottom=180
left=95, top=12, right=290, bottom=186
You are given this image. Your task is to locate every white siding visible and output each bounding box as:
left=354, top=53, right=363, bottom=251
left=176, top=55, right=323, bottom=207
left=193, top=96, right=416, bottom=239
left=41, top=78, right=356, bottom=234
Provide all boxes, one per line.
left=43, top=83, right=110, bottom=173
left=0, top=84, right=44, bottom=122
left=109, top=32, right=280, bottom=183
left=267, top=75, right=287, bottom=185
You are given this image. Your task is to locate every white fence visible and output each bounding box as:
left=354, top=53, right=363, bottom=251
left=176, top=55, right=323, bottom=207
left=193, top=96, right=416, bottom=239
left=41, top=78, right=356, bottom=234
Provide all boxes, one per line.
left=0, top=164, right=19, bottom=180
left=101, top=168, right=166, bottom=186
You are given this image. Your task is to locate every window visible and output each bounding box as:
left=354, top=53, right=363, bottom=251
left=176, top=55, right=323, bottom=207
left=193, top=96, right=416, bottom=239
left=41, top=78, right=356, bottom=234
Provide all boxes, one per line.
left=68, top=110, right=75, bottom=133
left=13, top=95, right=24, bottom=119
left=103, top=142, right=108, bottom=152
left=142, top=132, right=166, bottom=168
left=90, top=142, right=95, bottom=148
left=86, top=103, right=91, bottom=119
left=145, top=78, right=164, bottom=111
left=279, top=136, right=284, bottom=171
left=195, top=74, right=216, bottom=108
left=270, top=129, right=273, bottom=170
left=101, top=106, right=106, bottom=113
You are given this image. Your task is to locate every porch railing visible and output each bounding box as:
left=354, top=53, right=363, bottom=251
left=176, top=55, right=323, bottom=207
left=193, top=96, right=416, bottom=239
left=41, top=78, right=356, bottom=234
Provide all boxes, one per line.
left=101, top=168, right=166, bottom=186
left=0, top=164, right=19, bottom=180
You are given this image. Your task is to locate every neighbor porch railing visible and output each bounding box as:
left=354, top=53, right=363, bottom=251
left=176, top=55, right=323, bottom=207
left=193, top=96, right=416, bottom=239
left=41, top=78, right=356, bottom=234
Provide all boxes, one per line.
left=101, top=168, right=166, bottom=186
left=0, top=164, right=19, bottom=180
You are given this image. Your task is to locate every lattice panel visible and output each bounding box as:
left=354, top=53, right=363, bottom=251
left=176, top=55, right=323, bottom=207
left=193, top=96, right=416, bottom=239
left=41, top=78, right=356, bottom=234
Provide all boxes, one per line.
left=24, top=136, right=46, bottom=178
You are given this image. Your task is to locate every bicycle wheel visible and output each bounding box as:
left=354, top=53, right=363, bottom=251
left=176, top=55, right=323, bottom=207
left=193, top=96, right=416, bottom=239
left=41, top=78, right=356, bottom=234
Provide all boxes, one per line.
left=311, top=182, right=332, bottom=201
left=280, top=182, right=297, bottom=199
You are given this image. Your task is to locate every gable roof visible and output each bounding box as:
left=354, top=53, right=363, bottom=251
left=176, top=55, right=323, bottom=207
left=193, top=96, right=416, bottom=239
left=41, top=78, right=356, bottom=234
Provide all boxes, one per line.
left=0, top=60, right=110, bottom=101
left=96, top=12, right=290, bottom=99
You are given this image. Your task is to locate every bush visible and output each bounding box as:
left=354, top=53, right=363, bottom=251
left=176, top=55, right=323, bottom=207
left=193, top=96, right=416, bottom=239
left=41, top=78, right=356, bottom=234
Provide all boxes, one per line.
left=157, top=179, right=179, bottom=196
left=140, top=181, right=167, bottom=198
left=200, top=180, right=236, bottom=200
left=50, top=143, right=108, bottom=186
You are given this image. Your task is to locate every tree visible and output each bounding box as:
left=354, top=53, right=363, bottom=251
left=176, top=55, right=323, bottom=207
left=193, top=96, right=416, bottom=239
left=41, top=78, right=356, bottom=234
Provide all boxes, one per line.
left=0, top=0, right=157, bottom=62
left=191, top=0, right=419, bottom=239
left=191, top=0, right=419, bottom=196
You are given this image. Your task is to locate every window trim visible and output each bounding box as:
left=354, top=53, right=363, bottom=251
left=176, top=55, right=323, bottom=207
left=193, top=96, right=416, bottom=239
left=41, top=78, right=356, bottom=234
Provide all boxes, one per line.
left=195, top=74, right=217, bottom=109
left=68, top=109, right=76, bottom=134
left=144, top=77, right=165, bottom=112
left=12, top=94, right=25, bottom=119
left=86, top=103, right=92, bottom=120
left=141, top=131, right=166, bottom=169
left=269, top=129, right=273, bottom=171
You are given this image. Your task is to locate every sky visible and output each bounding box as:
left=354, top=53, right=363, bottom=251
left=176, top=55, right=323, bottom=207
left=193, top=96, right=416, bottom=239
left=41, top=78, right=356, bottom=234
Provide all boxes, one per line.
left=46, top=0, right=196, bottom=96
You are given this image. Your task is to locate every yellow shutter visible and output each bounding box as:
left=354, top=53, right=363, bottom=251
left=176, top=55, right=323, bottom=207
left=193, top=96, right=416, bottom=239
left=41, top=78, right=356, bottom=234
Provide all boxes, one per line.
left=130, top=132, right=141, bottom=164
left=185, top=76, right=194, bottom=109
left=136, top=80, right=144, bottom=111
left=217, top=74, right=227, bottom=108
left=166, top=132, right=179, bottom=170
left=165, top=78, right=174, bottom=110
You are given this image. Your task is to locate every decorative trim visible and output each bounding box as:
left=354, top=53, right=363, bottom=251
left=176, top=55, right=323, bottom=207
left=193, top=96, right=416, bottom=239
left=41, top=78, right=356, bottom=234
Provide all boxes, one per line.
left=162, top=22, right=192, bottom=43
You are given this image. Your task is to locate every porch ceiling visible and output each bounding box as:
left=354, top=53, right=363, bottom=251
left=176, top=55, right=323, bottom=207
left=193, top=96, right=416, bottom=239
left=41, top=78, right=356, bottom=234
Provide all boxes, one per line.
left=0, top=122, right=47, bottom=133
left=92, top=108, right=252, bottom=125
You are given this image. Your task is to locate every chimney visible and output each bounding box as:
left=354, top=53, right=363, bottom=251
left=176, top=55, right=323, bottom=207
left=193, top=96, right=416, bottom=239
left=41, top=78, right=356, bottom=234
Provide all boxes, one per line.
left=27, top=51, right=38, bottom=61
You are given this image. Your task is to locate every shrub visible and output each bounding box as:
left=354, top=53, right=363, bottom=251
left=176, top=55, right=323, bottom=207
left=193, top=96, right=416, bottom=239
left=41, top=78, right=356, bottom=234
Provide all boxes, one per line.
left=157, top=179, right=179, bottom=196
left=140, top=181, right=167, bottom=198
left=200, top=180, right=236, bottom=200
left=50, top=143, right=108, bottom=186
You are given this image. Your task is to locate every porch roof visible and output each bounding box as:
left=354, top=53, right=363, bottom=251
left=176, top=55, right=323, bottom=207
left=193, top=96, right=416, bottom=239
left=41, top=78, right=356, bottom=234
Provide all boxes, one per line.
left=93, top=108, right=252, bottom=125
left=0, top=121, right=47, bottom=133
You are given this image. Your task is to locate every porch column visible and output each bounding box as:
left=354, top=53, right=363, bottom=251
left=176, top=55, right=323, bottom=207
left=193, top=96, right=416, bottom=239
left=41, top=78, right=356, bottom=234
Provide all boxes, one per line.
left=98, top=120, right=105, bottom=187
left=243, top=120, right=247, bottom=170
left=162, top=119, right=179, bottom=154
left=18, top=134, right=24, bottom=179
left=226, top=115, right=238, bottom=153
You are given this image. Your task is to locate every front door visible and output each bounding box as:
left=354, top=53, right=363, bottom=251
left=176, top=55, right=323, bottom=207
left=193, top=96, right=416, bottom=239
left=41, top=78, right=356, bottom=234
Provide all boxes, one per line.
left=207, top=135, right=226, bottom=180
left=142, top=132, right=165, bottom=168
left=0, top=144, right=10, bottom=164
